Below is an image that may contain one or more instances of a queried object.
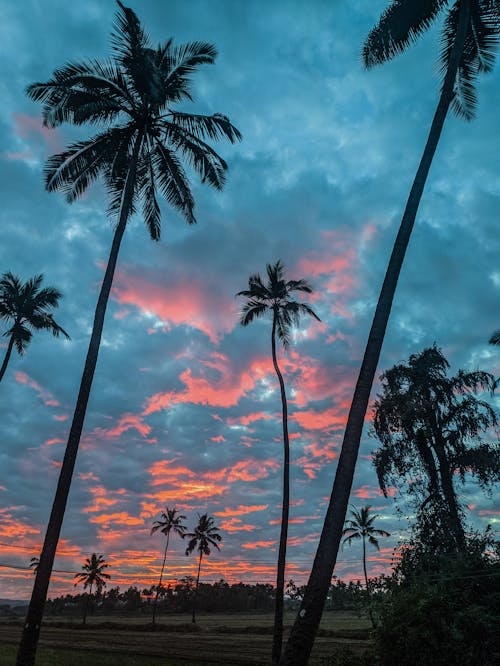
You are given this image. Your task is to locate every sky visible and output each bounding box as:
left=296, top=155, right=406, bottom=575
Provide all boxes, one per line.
left=0, top=0, right=499, bottom=601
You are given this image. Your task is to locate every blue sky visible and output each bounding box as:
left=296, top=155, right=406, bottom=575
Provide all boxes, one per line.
left=0, top=0, right=499, bottom=599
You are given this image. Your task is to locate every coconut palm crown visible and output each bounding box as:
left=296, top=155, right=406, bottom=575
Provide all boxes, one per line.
left=0, top=272, right=69, bottom=383
left=185, top=514, right=222, bottom=624
left=342, top=505, right=390, bottom=590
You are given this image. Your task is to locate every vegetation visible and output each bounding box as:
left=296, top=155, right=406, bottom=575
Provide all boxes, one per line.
left=282, top=2, right=500, bottom=662
left=237, top=259, right=320, bottom=664
left=184, top=514, right=222, bottom=624
left=373, top=345, right=499, bottom=551
left=341, top=506, right=390, bottom=591
left=18, top=2, right=240, bottom=663
left=150, top=507, right=187, bottom=625
left=0, top=272, right=69, bottom=384
left=73, top=554, right=111, bottom=625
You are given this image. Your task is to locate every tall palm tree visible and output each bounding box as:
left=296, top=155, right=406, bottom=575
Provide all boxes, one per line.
left=185, top=514, right=222, bottom=624
left=17, top=3, right=240, bottom=664
left=0, top=272, right=69, bottom=384
left=73, top=553, right=110, bottom=625
left=150, top=507, right=187, bottom=625
left=237, top=260, right=320, bottom=665
left=281, top=2, right=500, bottom=663
left=341, top=506, right=390, bottom=591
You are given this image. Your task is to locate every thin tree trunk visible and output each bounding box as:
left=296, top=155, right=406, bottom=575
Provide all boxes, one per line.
left=271, top=312, right=290, bottom=666
left=192, top=551, right=203, bottom=624
left=83, top=583, right=92, bottom=626
left=362, top=537, right=368, bottom=592
left=0, top=334, right=15, bottom=384
left=279, top=5, right=471, bottom=664
left=16, top=130, right=144, bottom=666
left=152, top=531, right=170, bottom=625
left=433, top=443, right=466, bottom=547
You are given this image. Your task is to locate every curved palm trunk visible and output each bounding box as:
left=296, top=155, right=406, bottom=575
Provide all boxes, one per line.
left=192, top=550, right=203, bottom=624
left=16, top=131, right=144, bottom=666
left=280, top=5, right=471, bottom=664
left=83, top=583, right=92, bottom=626
left=362, top=537, right=369, bottom=591
left=271, top=311, right=290, bottom=666
left=0, top=334, right=16, bottom=384
left=152, top=531, right=170, bottom=625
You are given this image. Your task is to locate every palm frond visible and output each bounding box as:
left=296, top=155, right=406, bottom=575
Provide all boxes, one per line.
left=112, top=1, right=150, bottom=66
left=162, top=41, right=217, bottom=103
left=153, top=141, right=196, bottom=224
left=363, top=0, right=449, bottom=67
left=239, top=300, right=269, bottom=326
left=489, top=329, right=500, bottom=345
left=169, top=111, right=242, bottom=144
left=137, top=148, right=161, bottom=240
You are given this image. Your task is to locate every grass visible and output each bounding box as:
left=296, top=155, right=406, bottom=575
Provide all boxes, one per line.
left=0, top=611, right=373, bottom=665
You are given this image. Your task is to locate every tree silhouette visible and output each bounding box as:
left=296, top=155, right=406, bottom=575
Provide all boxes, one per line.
left=73, top=553, right=110, bottom=625
left=185, top=514, right=222, bottom=624
left=237, top=259, right=320, bottom=665
left=0, top=272, right=69, bottom=384
left=341, top=505, right=390, bottom=591
left=150, top=507, right=187, bottom=625
left=18, top=2, right=240, bottom=663
left=489, top=330, right=500, bottom=346
left=28, top=558, right=39, bottom=575
left=282, top=3, right=500, bottom=662
left=373, top=345, right=498, bottom=550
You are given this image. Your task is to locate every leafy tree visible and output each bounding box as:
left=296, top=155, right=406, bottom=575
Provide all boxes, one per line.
left=150, top=506, right=187, bottom=624
left=282, top=3, right=500, bottom=662
left=73, top=553, right=110, bottom=625
left=18, top=3, right=240, bottom=663
left=237, top=259, right=320, bottom=665
left=185, top=514, right=222, bottom=623
left=0, top=272, right=69, bottom=384
left=489, top=330, right=500, bottom=346
left=342, top=506, right=390, bottom=591
left=373, top=345, right=499, bottom=550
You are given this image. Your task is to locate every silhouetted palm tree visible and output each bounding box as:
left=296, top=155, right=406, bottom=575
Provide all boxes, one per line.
left=237, top=259, right=320, bottom=665
left=18, top=3, right=240, bottom=663
left=73, top=553, right=110, bottom=625
left=185, top=514, right=221, bottom=623
left=0, top=272, right=69, bottom=384
left=151, top=507, right=187, bottom=625
left=282, top=2, right=500, bottom=663
left=342, top=506, right=390, bottom=591
left=28, top=558, right=40, bottom=575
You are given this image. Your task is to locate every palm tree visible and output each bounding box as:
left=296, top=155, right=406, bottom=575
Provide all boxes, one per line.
left=341, top=506, right=390, bottom=591
left=185, top=514, right=222, bottom=624
left=150, top=507, right=187, bottom=625
left=29, top=558, right=40, bottom=575
left=236, top=260, right=320, bottom=665
left=73, top=553, right=110, bottom=625
left=0, top=272, right=70, bottom=384
left=17, top=3, right=240, bottom=663
left=281, top=3, right=500, bottom=663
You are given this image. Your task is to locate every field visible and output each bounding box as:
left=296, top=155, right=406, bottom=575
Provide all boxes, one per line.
left=0, top=611, right=372, bottom=665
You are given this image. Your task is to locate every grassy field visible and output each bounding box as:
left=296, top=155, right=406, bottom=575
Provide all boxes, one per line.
left=0, top=611, right=372, bottom=665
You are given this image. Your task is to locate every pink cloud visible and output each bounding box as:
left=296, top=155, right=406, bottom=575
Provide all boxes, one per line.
left=12, top=113, right=63, bottom=154
left=15, top=371, right=60, bottom=408
left=111, top=269, right=238, bottom=344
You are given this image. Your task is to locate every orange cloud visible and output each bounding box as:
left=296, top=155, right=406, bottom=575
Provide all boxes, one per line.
left=89, top=512, right=144, bottom=527
left=15, top=371, right=60, bottom=407
left=94, top=413, right=153, bottom=440
left=219, top=518, right=256, bottom=532
left=214, top=504, right=269, bottom=517
left=241, top=540, right=276, bottom=550
left=111, top=270, right=237, bottom=344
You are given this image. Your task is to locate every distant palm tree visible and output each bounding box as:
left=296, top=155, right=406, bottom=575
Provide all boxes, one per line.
left=282, top=3, right=500, bottom=662
left=18, top=2, right=240, bottom=663
left=237, top=259, right=320, bottom=665
left=151, top=507, right=187, bottom=625
left=342, top=506, right=390, bottom=591
left=0, top=272, right=69, bottom=384
left=28, top=558, right=40, bottom=575
left=185, top=514, right=222, bottom=623
left=73, top=553, right=110, bottom=625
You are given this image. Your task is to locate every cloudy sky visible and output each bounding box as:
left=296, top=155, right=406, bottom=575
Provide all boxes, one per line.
left=0, top=0, right=499, bottom=600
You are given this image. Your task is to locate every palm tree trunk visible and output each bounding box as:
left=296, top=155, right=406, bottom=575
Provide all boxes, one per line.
left=0, top=334, right=15, bottom=384
left=271, top=312, right=290, bottom=666
left=152, top=532, right=170, bottom=625
left=433, top=443, right=466, bottom=548
left=279, top=5, right=471, bottom=664
left=362, top=537, right=368, bottom=592
left=192, top=551, right=203, bottom=624
left=83, top=583, right=92, bottom=626
left=16, top=130, right=145, bottom=666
